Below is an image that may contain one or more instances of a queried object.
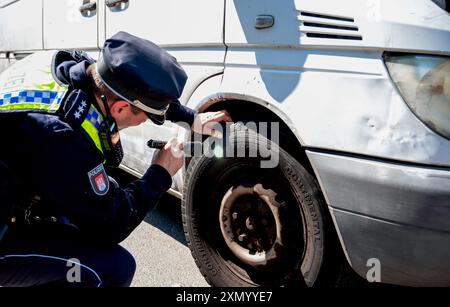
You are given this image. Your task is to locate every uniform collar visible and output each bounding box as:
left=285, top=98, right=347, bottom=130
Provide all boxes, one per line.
left=69, top=61, right=93, bottom=91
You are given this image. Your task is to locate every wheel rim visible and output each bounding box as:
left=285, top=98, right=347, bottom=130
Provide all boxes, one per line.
left=219, top=183, right=287, bottom=268
left=194, top=158, right=310, bottom=285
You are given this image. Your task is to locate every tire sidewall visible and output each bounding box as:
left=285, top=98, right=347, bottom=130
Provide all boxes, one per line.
left=182, top=124, right=327, bottom=287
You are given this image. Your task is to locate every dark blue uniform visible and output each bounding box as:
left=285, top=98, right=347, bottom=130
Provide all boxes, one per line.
left=0, top=41, right=196, bottom=286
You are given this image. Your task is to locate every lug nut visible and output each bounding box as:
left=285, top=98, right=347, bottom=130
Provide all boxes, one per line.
left=246, top=217, right=255, bottom=231
left=232, top=212, right=238, bottom=220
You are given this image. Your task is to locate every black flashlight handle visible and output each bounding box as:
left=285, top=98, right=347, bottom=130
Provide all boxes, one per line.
left=146, top=139, right=168, bottom=149
left=147, top=139, right=203, bottom=156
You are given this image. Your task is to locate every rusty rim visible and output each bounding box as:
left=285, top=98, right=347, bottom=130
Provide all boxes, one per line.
left=219, top=183, right=286, bottom=268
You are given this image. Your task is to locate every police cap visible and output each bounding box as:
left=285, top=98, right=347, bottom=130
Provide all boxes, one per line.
left=96, top=31, right=187, bottom=125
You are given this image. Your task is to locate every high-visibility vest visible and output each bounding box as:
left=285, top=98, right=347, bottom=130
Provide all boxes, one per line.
left=0, top=51, right=104, bottom=155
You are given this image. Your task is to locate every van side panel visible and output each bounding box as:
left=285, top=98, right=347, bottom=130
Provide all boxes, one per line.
left=223, top=0, right=450, bottom=167
left=226, top=0, right=450, bottom=54
left=0, top=0, right=43, bottom=52
left=111, top=0, right=227, bottom=179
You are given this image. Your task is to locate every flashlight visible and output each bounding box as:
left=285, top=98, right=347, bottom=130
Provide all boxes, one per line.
left=147, top=139, right=203, bottom=156
left=146, top=139, right=168, bottom=149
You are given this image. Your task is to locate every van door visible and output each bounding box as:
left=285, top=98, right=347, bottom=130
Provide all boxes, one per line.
left=104, top=0, right=226, bottom=183
left=0, top=0, right=43, bottom=52
left=104, top=0, right=224, bottom=46
left=43, top=0, right=99, bottom=50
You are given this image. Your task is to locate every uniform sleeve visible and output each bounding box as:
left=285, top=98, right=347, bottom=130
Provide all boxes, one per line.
left=165, top=101, right=197, bottom=126
left=21, top=114, right=173, bottom=244
left=84, top=164, right=173, bottom=244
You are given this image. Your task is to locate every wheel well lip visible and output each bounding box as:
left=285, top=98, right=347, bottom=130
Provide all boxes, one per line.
left=189, top=94, right=357, bottom=272
left=188, top=92, right=306, bottom=147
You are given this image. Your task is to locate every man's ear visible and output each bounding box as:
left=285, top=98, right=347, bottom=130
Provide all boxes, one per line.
left=109, top=100, right=130, bottom=118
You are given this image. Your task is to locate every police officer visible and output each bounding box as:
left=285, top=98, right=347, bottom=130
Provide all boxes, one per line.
left=0, top=32, right=231, bottom=287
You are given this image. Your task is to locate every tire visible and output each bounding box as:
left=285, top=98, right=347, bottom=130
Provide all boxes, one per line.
left=182, top=123, right=342, bottom=287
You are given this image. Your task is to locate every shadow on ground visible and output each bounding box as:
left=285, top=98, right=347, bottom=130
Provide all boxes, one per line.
left=144, top=194, right=187, bottom=246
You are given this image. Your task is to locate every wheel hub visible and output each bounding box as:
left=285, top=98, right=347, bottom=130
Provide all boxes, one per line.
left=219, top=184, right=285, bottom=267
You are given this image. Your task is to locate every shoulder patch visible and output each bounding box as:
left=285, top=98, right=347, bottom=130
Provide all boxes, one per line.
left=88, top=163, right=110, bottom=196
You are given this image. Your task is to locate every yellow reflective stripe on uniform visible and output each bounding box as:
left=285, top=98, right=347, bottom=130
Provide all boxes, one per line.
left=0, top=50, right=68, bottom=114
left=0, top=102, right=59, bottom=112
left=81, top=105, right=104, bottom=156
left=82, top=119, right=104, bottom=155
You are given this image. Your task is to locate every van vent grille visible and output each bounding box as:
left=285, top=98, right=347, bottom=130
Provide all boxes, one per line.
left=300, top=11, right=354, bottom=22
left=299, top=11, right=362, bottom=41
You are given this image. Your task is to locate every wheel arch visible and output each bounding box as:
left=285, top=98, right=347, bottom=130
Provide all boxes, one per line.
left=186, top=88, right=312, bottom=172
left=185, top=89, right=359, bottom=279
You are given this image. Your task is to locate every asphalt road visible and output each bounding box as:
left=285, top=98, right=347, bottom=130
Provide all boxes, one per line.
left=120, top=194, right=209, bottom=287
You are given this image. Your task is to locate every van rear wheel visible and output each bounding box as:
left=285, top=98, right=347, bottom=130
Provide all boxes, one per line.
left=182, top=123, right=340, bottom=287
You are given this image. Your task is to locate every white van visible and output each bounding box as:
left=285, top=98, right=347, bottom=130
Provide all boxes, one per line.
left=1, top=0, right=450, bottom=287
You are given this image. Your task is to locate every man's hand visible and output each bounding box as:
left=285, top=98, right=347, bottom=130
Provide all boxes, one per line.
left=151, top=137, right=184, bottom=177
left=191, top=110, right=232, bottom=138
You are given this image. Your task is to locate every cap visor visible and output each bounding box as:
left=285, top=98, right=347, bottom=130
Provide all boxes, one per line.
left=146, top=113, right=165, bottom=125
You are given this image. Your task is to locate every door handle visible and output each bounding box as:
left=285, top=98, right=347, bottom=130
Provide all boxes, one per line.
left=79, top=1, right=96, bottom=13
left=106, top=0, right=128, bottom=7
